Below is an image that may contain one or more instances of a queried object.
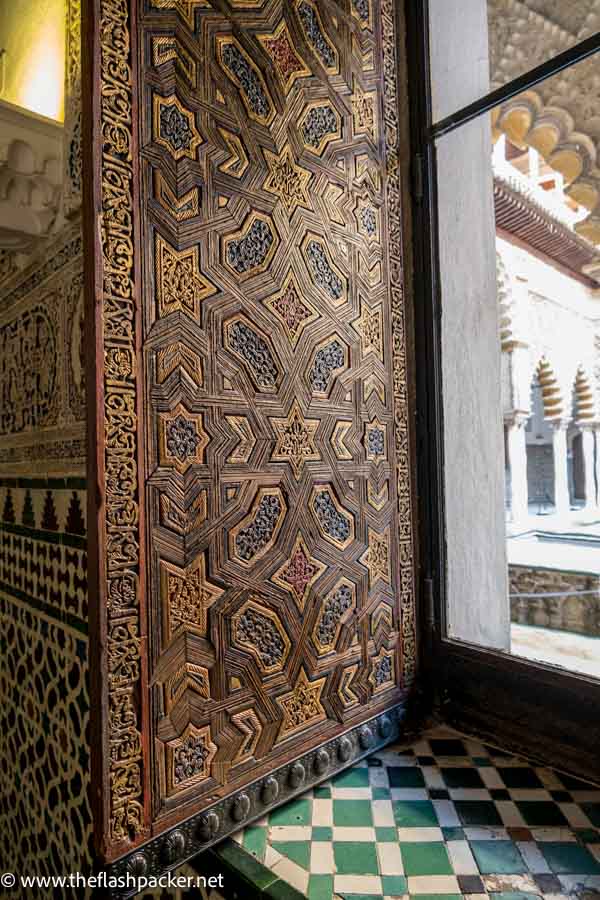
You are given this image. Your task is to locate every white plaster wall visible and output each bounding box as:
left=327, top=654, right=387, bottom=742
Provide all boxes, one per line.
left=437, top=118, right=510, bottom=651
left=428, top=0, right=490, bottom=122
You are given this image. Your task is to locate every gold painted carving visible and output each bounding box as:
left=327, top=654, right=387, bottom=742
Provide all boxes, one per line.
left=331, top=420, right=353, bottom=461
left=166, top=723, right=217, bottom=794
left=264, top=270, right=319, bottom=347
left=353, top=301, right=383, bottom=360
left=351, top=84, right=378, bottom=142
left=151, top=35, right=197, bottom=84
left=269, top=400, right=321, bottom=479
left=217, top=128, right=249, bottom=179
left=161, top=553, right=224, bottom=642
left=158, top=403, right=209, bottom=473
left=100, top=0, right=144, bottom=847
left=359, top=526, right=391, bottom=587
left=156, top=341, right=204, bottom=385
left=226, top=416, right=256, bottom=464
left=149, top=0, right=211, bottom=31
left=263, top=147, right=312, bottom=215
left=154, top=171, right=200, bottom=222
left=155, top=233, right=216, bottom=320
left=277, top=668, right=327, bottom=741
left=152, top=93, right=202, bottom=161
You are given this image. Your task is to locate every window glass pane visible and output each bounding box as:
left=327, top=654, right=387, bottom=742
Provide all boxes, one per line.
left=436, top=58, right=600, bottom=677
left=429, top=0, right=599, bottom=123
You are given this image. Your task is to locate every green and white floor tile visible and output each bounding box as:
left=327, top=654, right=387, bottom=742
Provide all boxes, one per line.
left=222, top=725, right=600, bottom=899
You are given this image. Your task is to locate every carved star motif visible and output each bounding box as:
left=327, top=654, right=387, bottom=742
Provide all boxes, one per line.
left=161, top=553, right=224, bottom=642
left=265, top=270, right=319, bottom=347
left=155, top=233, right=216, bottom=320
left=158, top=403, right=210, bottom=474
left=271, top=532, right=326, bottom=611
left=353, top=300, right=383, bottom=360
left=270, top=400, right=321, bottom=479
left=351, top=83, right=377, bottom=142
left=258, top=21, right=310, bottom=93
left=359, top=526, right=391, bottom=587
left=276, top=667, right=327, bottom=740
left=153, top=94, right=202, bottom=161
left=263, top=147, right=312, bottom=215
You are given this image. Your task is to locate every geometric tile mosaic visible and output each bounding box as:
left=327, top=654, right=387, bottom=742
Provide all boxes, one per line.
left=212, top=724, right=600, bottom=899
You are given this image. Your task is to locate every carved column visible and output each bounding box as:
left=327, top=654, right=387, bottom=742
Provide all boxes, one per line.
left=505, top=412, right=529, bottom=522
left=580, top=424, right=598, bottom=512
left=550, top=421, right=570, bottom=516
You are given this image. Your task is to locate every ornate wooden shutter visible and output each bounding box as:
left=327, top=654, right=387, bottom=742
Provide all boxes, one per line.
left=88, top=0, right=417, bottom=876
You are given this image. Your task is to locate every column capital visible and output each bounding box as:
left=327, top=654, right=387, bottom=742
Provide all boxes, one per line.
left=504, top=411, right=529, bottom=428
left=577, top=420, right=600, bottom=432
left=548, top=418, right=570, bottom=432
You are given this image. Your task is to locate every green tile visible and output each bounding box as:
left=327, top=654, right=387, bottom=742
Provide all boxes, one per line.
left=382, top=875, right=408, bottom=894
left=540, top=841, right=600, bottom=874
left=409, top=895, right=462, bottom=900
left=334, top=841, right=379, bottom=875
left=308, top=874, right=334, bottom=900
left=440, top=767, right=484, bottom=788
left=582, top=803, right=600, bottom=827
left=312, top=826, right=333, bottom=842
left=242, top=825, right=267, bottom=861
left=269, top=797, right=312, bottom=826
left=442, top=826, right=465, bottom=841
left=388, top=766, right=426, bottom=788
left=213, top=839, right=277, bottom=890
left=332, top=767, right=370, bottom=788
left=470, top=840, right=526, bottom=874
left=333, top=798, right=373, bottom=827
left=271, top=841, right=311, bottom=870
left=393, top=799, right=439, bottom=828
left=455, top=800, right=502, bottom=826
left=490, top=894, right=542, bottom=900
left=497, top=767, right=543, bottom=789
left=376, top=826, right=398, bottom=842
left=515, top=801, right=568, bottom=827
left=337, top=895, right=381, bottom=900
left=264, top=878, right=307, bottom=899
left=313, top=786, right=332, bottom=799
left=373, top=787, right=391, bottom=800
left=401, top=842, right=453, bottom=876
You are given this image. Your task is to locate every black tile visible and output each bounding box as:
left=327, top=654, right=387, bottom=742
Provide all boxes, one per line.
left=534, top=874, right=562, bottom=893
left=441, top=767, right=485, bottom=788
left=550, top=790, right=572, bottom=802
left=498, top=767, right=543, bottom=789
left=516, top=801, right=569, bottom=827
left=387, top=766, right=426, bottom=788
left=458, top=875, right=485, bottom=893
left=490, top=788, right=511, bottom=800
left=429, top=738, right=468, bottom=757
left=367, top=757, right=382, bottom=767
left=582, top=803, right=600, bottom=827
left=417, top=755, right=436, bottom=765
left=454, top=800, right=503, bottom=826
left=429, top=789, right=450, bottom=800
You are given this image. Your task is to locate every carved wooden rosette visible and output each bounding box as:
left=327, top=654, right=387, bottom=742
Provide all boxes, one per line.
left=91, top=0, right=416, bottom=864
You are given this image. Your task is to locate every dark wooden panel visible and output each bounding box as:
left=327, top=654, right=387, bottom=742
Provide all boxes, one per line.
left=139, top=0, right=415, bottom=826
left=87, top=0, right=416, bottom=864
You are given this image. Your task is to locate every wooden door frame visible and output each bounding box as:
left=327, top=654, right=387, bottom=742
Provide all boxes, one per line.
left=405, top=0, right=600, bottom=782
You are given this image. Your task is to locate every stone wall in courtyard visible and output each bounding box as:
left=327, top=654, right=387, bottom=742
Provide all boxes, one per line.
left=509, top=564, right=600, bottom=636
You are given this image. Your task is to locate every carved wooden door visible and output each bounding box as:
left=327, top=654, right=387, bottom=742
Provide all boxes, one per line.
left=90, top=0, right=416, bottom=874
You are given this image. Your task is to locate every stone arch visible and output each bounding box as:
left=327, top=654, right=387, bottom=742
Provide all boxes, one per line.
left=573, top=366, right=597, bottom=423
left=533, top=357, right=564, bottom=420
left=497, top=252, right=515, bottom=350
left=493, top=91, right=600, bottom=244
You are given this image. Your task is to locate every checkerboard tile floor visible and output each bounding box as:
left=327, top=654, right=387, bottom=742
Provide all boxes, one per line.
left=227, top=725, right=600, bottom=899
